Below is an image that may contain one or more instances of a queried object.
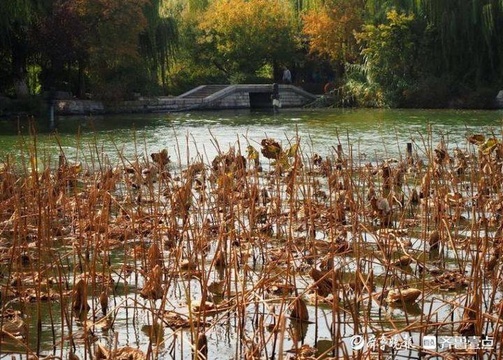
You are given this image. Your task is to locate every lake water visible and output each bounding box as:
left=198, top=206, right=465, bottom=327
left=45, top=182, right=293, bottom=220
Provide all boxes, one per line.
left=1, top=108, right=502, bottom=165
left=1, top=108, right=503, bottom=360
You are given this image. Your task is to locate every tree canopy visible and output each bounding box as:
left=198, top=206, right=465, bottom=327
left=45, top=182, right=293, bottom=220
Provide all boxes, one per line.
left=196, top=0, right=297, bottom=82
left=1, top=0, right=503, bottom=109
left=302, top=0, right=364, bottom=64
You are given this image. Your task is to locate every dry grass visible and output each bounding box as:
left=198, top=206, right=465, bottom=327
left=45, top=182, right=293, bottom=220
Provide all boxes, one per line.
left=0, top=125, right=502, bottom=359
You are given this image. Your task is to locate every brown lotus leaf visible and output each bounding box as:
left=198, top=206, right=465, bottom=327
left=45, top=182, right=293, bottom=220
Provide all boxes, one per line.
left=113, top=345, right=146, bottom=359
left=445, top=192, right=463, bottom=206
left=494, top=300, right=503, bottom=317
left=164, top=311, right=210, bottom=329
left=211, top=152, right=246, bottom=173
left=467, top=134, right=485, bottom=145
left=0, top=308, right=22, bottom=320
left=207, top=280, right=225, bottom=295
left=180, top=259, right=197, bottom=271
left=434, top=271, right=469, bottom=290
left=479, top=138, right=499, bottom=155
left=151, top=149, right=170, bottom=167
left=191, top=300, right=215, bottom=314
left=309, top=268, right=339, bottom=297
left=140, top=264, right=163, bottom=300
left=195, top=333, right=208, bottom=360
left=99, top=290, right=108, bottom=315
left=72, top=279, right=90, bottom=314
left=95, top=342, right=146, bottom=360
left=429, top=230, right=440, bottom=250
left=95, top=342, right=109, bottom=359
left=1, top=317, right=27, bottom=338
left=266, top=282, right=295, bottom=296
left=147, top=243, right=163, bottom=270
left=392, top=255, right=412, bottom=267
left=485, top=255, right=498, bottom=272
left=260, top=138, right=282, bottom=160
left=214, top=250, right=226, bottom=267
left=163, top=312, right=191, bottom=329
left=287, top=344, right=317, bottom=358
left=141, top=322, right=164, bottom=344
left=247, top=145, right=260, bottom=166
left=386, top=288, right=421, bottom=304
left=75, top=272, right=114, bottom=287
left=290, top=297, right=309, bottom=322
left=69, top=350, right=80, bottom=360
left=458, top=294, right=479, bottom=336
left=22, top=288, right=62, bottom=302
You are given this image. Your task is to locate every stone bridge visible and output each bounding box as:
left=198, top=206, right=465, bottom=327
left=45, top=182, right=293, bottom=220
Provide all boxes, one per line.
left=55, top=84, right=318, bottom=115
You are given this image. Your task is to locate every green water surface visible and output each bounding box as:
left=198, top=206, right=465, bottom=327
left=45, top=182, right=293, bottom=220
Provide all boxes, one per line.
left=1, top=108, right=502, bottom=165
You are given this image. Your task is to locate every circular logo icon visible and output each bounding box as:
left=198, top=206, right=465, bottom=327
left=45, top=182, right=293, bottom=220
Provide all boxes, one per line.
left=350, top=335, right=365, bottom=350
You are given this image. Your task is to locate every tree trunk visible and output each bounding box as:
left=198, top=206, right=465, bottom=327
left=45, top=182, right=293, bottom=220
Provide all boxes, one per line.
left=11, top=37, right=29, bottom=98
left=273, top=60, right=280, bottom=82
left=77, top=59, right=86, bottom=98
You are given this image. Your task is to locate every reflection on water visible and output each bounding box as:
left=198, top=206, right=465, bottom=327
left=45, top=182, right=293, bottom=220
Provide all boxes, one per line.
left=1, top=108, right=502, bottom=164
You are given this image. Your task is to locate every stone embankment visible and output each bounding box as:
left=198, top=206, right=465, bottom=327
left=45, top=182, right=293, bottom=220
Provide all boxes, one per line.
left=54, top=84, right=318, bottom=115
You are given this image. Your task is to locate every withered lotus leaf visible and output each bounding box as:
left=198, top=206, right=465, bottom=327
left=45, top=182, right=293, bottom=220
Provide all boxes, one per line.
left=151, top=149, right=170, bottom=167
left=195, top=333, right=208, bottom=360
left=147, top=243, right=163, bottom=270
left=1, top=317, right=27, bottom=338
left=140, top=264, right=164, bottom=300
left=479, top=138, right=499, bottom=155
left=247, top=145, right=259, bottom=161
left=99, top=290, right=108, bottom=315
left=261, top=139, right=282, bottom=160
left=392, top=255, right=412, bottom=267
left=386, top=288, right=421, bottom=304
left=72, top=279, right=90, bottom=314
left=309, top=268, right=339, bottom=297
left=467, top=134, right=485, bottom=145
left=95, top=342, right=146, bottom=360
left=290, top=297, right=309, bottom=322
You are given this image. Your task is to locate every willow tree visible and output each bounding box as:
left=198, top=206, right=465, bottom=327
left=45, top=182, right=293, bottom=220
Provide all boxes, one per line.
left=139, top=0, right=179, bottom=93
left=187, top=0, right=209, bottom=12
left=355, top=10, right=421, bottom=106
left=364, top=0, right=503, bottom=87
left=0, top=0, right=45, bottom=97
left=420, top=0, right=503, bottom=87
left=364, top=0, right=421, bottom=22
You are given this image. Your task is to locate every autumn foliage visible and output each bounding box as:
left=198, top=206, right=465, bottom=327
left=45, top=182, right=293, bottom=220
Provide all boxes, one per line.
left=197, top=0, right=296, bottom=79
left=302, top=0, right=364, bottom=64
left=71, top=0, right=148, bottom=61
left=2, top=0, right=503, bottom=107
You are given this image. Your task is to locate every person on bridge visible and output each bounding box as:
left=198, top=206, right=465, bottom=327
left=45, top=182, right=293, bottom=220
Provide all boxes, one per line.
left=271, top=83, right=281, bottom=112
left=282, top=67, right=292, bottom=84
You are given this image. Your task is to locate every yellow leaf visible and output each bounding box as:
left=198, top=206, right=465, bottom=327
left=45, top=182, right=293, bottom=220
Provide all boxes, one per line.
left=247, top=145, right=259, bottom=160
left=479, top=138, right=498, bottom=155
left=287, top=143, right=299, bottom=157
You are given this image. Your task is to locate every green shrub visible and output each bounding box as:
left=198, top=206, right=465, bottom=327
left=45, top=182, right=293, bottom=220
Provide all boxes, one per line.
left=1, top=96, right=47, bottom=117
left=400, top=76, right=451, bottom=108
left=461, top=88, right=499, bottom=109
left=167, top=68, right=228, bottom=96
left=91, top=62, right=164, bottom=101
